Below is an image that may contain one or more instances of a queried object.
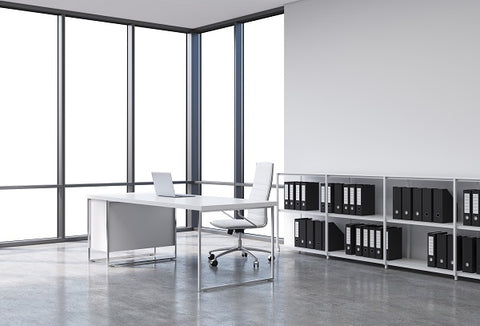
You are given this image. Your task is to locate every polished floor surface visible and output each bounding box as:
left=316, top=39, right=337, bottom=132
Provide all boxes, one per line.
left=1, top=231, right=479, bottom=325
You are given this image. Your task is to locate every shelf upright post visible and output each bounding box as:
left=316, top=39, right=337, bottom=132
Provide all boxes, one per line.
left=276, top=173, right=280, bottom=251
left=325, top=174, right=329, bottom=258
left=453, top=178, right=457, bottom=280
left=383, top=176, right=387, bottom=269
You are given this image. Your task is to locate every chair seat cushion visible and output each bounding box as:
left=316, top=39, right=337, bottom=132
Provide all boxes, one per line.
left=210, top=218, right=258, bottom=229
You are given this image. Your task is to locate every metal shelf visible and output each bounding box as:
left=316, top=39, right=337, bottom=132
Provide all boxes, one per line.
left=457, top=271, right=480, bottom=280
left=327, top=213, right=383, bottom=223
left=328, top=250, right=384, bottom=265
left=386, top=218, right=453, bottom=229
left=387, top=258, right=454, bottom=276
left=279, top=209, right=383, bottom=222
left=456, top=224, right=480, bottom=232
left=284, top=245, right=326, bottom=256
left=279, top=208, right=323, bottom=217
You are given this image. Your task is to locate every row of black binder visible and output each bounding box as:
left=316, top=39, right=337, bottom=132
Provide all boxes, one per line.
left=393, top=187, right=452, bottom=223
left=427, top=233, right=480, bottom=273
left=427, top=232, right=460, bottom=270
left=463, top=190, right=480, bottom=226
left=345, top=224, right=402, bottom=260
left=321, top=183, right=375, bottom=216
left=285, top=182, right=319, bottom=211
left=294, top=218, right=344, bottom=251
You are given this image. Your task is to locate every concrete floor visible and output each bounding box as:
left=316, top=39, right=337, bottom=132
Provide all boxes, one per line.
left=1, top=232, right=480, bottom=325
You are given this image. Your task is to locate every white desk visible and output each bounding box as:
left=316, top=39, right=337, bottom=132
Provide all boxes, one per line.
left=87, top=193, right=277, bottom=292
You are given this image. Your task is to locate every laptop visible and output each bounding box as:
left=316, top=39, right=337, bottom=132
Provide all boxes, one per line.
left=152, top=172, right=195, bottom=198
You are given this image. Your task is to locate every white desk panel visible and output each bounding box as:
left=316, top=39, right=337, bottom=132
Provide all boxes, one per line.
left=87, top=193, right=276, bottom=212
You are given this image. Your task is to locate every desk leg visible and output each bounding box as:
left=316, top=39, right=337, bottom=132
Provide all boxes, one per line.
left=106, top=201, right=110, bottom=267
left=87, top=199, right=91, bottom=261
left=198, top=211, right=202, bottom=292
left=271, top=206, right=275, bottom=279
left=276, top=206, right=280, bottom=252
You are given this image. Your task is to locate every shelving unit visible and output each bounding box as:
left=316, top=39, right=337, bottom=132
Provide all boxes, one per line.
left=275, top=172, right=480, bottom=282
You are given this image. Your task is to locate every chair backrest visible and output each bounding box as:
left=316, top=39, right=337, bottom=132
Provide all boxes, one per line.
left=246, top=162, right=274, bottom=227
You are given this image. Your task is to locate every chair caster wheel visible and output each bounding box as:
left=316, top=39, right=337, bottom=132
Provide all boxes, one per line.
left=208, top=253, right=215, bottom=261
left=241, top=252, right=248, bottom=257
left=268, top=255, right=275, bottom=262
left=210, top=259, right=218, bottom=267
left=253, top=261, right=259, bottom=268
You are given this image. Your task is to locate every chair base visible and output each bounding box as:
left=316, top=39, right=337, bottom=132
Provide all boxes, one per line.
left=208, top=232, right=273, bottom=267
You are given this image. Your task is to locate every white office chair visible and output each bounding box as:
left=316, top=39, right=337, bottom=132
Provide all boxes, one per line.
left=208, top=162, right=274, bottom=268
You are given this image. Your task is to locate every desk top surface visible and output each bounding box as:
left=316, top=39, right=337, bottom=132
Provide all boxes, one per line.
left=87, top=192, right=276, bottom=212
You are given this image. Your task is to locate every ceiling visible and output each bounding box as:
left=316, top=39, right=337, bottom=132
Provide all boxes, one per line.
left=2, top=0, right=297, bottom=29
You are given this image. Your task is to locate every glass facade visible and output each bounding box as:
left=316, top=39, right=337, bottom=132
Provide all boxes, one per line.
left=0, top=4, right=284, bottom=243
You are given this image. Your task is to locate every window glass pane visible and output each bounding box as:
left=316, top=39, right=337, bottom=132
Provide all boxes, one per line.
left=202, top=27, right=234, bottom=183
left=65, top=186, right=126, bottom=236
left=0, top=8, right=57, bottom=186
left=0, top=189, right=57, bottom=241
left=65, top=18, right=127, bottom=184
left=134, top=185, right=186, bottom=228
left=244, top=15, right=284, bottom=237
left=135, top=28, right=186, bottom=183
left=244, top=15, right=284, bottom=183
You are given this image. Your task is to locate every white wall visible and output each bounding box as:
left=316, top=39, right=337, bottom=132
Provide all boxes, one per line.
left=285, top=0, right=480, bottom=179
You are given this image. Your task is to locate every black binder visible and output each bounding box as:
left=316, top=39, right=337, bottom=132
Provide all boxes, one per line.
left=320, top=183, right=326, bottom=212
left=433, top=188, right=453, bottom=223
left=345, top=223, right=357, bottom=255
left=306, top=219, right=315, bottom=249
left=355, top=224, right=363, bottom=256
left=472, top=190, right=480, bottom=226
left=289, top=182, right=295, bottom=209
left=301, top=182, right=319, bottom=211
left=401, top=187, right=412, bottom=220
left=284, top=182, right=290, bottom=209
left=328, top=222, right=344, bottom=251
left=463, top=190, right=472, bottom=226
left=393, top=187, right=402, bottom=219
left=375, top=226, right=383, bottom=259
left=294, top=218, right=308, bottom=247
left=356, top=184, right=375, bottom=216
left=314, top=220, right=325, bottom=250
left=422, top=188, right=433, bottom=222
left=369, top=226, right=377, bottom=258
left=412, top=188, right=423, bottom=221
left=349, top=185, right=356, bottom=215
left=447, top=234, right=462, bottom=271
left=362, top=225, right=370, bottom=257
left=327, top=184, right=334, bottom=213
left=436, top=232, right=448, bottom=269
left=343, top=184, right=350, bottom=214
left=462, top=236, right=477, bottom=273
left=334, top=183, right=344, bottom=214
left=295, top=182, right=302, bottom=210
left=386, top=227, right=402, bottom=260
left=477, top=239, right=480, bottom=275
left=427, top=231, right=442, bottom=267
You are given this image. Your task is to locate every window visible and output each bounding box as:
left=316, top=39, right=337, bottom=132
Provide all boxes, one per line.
left=0, top=9, right=57, bottom=186
left=202, top=26, right=235, bottom=190
left=65, top=18, right=127, bottom=236
left=65, top=18, right=127, bottom=185
left=201, top=27, right=235, bottom=227
left=0, top=8, right=57, bottom=241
